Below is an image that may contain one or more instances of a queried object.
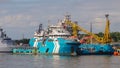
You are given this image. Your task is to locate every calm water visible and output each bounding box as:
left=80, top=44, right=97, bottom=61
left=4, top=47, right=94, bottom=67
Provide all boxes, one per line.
left=0, top=54, right=120, bottom=68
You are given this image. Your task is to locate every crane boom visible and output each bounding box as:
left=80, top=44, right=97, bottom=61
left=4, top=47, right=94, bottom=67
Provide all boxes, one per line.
left=64, top=14, right=111, bottom=44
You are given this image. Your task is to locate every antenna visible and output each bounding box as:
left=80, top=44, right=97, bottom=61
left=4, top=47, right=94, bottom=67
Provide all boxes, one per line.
left=38, top=24, right=42, bottom=33
left=90, top=22, right=93, bottom=44
left=64, top=12, right=71, bottom=20
left=22, top=33, right=24, bottom=39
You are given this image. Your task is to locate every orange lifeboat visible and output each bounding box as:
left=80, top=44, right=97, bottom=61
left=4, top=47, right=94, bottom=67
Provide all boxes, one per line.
left=114, top=51, right=119, bottom=56
left=114, top=49, right=120, bottom=56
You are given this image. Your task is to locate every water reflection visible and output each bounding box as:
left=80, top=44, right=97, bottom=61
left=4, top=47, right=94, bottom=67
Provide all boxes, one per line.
left=32, top=55, right=76, bottom=68
left=0, top=54, right=120, bottom=68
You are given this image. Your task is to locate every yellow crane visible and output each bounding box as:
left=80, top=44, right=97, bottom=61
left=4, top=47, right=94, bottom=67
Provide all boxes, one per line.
left=103, top=14, right=111, bottom=43
left=64, top=14, right=111, bottom=44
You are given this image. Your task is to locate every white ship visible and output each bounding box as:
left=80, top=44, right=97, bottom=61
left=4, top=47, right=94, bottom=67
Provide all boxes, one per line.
left=0, top=27, right=15, bottom=53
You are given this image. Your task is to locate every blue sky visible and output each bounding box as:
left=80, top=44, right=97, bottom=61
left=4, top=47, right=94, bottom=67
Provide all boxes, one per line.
left=0, top=0, right=120, bottom=39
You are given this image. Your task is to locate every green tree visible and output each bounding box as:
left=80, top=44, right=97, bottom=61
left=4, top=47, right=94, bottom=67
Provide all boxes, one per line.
left=14, top=38, right=30, bottom=45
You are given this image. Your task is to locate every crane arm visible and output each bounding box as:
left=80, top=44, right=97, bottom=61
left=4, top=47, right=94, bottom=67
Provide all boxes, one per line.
left=64, top=14, right=111, bottom=44
left=65, top=19, right=104, bottom=43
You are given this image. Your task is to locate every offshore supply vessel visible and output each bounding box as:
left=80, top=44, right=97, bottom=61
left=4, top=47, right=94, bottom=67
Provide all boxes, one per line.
left=13, top=14, right=114, bottom=55
left=13, top=15, right=81, bottom=55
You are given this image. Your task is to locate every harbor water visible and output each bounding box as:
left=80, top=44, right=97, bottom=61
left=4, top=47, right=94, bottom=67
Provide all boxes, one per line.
left=0, top=54, right=120, bottom=68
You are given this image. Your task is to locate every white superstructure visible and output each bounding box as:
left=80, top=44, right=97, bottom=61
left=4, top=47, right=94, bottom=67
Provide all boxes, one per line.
left=34, top=16, right=73, bottom=39
left=47, top=22, right=71, bottom=38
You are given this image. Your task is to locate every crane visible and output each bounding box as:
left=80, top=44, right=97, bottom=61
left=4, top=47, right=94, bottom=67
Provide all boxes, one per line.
left=103, top=14, right=111, bottom=43
left=64, top=14, right=111, bottom=44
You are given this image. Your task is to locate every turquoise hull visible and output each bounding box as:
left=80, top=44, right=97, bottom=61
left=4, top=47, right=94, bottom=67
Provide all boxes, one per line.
left=13, top=38, right=114, bottom=55
left=77, top=44, right=114, bottom=55
left=13, top=38, right=80, bottom=55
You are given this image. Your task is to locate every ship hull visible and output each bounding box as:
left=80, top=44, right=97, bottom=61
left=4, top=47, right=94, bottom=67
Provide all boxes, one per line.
left=30, top=38, right=80, bottom=55
left=77, top=44, right=114, bottom=55
left=0, top=46, right=13, bottom=53
left=13, top=38, right=80, bottom=55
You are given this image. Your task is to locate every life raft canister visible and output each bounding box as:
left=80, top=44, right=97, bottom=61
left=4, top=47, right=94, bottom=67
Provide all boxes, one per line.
left=114, top=51, right=119, bottom=56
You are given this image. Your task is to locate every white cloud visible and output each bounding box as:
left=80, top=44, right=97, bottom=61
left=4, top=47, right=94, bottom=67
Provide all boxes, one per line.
left=94, top=18, right=105, bottom=23
left=0, top=0, right=120, bottom=39
left=0, top=14, right=33, bottom=27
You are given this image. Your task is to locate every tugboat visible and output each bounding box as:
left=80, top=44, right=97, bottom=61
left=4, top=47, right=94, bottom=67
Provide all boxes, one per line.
left=13, top=15, right=81, bottom=55
left=0, top=27, right=15, bottom=53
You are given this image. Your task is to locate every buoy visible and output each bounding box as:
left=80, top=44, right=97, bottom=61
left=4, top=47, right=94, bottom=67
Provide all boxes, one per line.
left=114, top=51, right=119, bottom=56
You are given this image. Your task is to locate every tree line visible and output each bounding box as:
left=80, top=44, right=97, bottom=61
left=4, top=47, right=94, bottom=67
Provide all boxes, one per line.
left=14, top=38, right=30, bottom=45
left=14, top=32, right=120, bottom=44
left=97, top=32, right=120, bottom=42
left=110, top=32, right=120, bottom=42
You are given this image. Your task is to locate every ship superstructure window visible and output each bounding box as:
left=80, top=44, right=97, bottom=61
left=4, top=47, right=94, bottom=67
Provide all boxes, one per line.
left=48, top=39, right=53, bottom=42
left=57, top=29, right=65, bottom=33
left=58, top=30, right=60, bottom=33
